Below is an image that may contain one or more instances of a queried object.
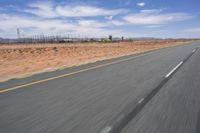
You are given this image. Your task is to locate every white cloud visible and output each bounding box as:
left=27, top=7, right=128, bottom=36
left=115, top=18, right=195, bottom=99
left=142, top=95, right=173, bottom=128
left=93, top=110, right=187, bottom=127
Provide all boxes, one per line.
left=56, top=6, right=126, bottom=17
left=137, top=2, right=145, bottom=7
left=123, top=9, right=194, bottom=25
left=0, top=1, right=196, bottom=39
left=109, top=20, right=125, bottom=26
left=78, top=20, right=108, bottom=28
left=0, top=1, right=132, bottom=38
left=0, top=14, right=76, bottom=30
left=24, top=2, right=127, bottom=18
left=105, top=16, right=113, bottom=20
left=187, top=28, right=200, bottom=32
left=146, top=25, right=163, bottom=28
left=25, top=2, right=57, bottom=18
left=140, top=9, right=162, bottom=14
left=0, top=13, right=137, bottom=38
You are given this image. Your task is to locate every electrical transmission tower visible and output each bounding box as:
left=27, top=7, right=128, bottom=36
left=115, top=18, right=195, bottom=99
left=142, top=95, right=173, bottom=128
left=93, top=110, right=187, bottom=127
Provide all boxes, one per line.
left=17, top=28, right=20, bottom=38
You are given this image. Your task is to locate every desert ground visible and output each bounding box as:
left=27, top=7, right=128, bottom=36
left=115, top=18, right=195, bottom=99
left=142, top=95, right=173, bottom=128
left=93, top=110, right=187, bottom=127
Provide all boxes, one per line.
left=0, top=40, right=193, bottom=82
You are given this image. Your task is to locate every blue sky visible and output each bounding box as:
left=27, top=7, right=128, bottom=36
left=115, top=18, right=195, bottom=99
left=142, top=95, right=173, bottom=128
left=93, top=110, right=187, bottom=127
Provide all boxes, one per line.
left=0, top=0, right=200, bottom=38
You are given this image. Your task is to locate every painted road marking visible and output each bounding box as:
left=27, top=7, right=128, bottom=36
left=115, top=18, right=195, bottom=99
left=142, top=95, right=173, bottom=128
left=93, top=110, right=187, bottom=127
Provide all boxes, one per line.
left=100, top=48, right=198, bottom=133
left=138, top=98, right=144, bottom=104
left=0, top=52, right=155, bottom=94
left=192, top=49, right=196, bottom=53
left=100, top=126, right=113, bottom=133
left=1, top=47, right=197, bottom=94
left=165, top=61, right=183, bottom=78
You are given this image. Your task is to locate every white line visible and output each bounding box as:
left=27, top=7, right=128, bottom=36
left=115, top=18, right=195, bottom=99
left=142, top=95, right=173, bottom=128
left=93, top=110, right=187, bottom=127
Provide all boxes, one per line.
left=138, top=98, right=144, bottom=104
left=100, top=126, right=112, bottom=133
left=165, top=61, right=183, bottom=78
left=192, top=49, right=196, bottom=53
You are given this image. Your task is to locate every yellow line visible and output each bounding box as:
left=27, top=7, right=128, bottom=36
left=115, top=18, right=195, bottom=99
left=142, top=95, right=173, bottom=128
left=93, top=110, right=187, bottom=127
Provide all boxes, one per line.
left=0, top=52, right=152, bottom=93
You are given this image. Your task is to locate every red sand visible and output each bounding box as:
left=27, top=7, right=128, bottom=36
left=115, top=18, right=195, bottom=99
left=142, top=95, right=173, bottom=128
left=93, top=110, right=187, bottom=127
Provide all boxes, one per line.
left=0, top=40, right=192, bottom=81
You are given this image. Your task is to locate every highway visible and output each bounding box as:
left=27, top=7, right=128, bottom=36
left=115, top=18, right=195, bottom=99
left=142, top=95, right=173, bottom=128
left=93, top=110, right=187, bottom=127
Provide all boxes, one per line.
left=0, top=42, right=199, bottom=133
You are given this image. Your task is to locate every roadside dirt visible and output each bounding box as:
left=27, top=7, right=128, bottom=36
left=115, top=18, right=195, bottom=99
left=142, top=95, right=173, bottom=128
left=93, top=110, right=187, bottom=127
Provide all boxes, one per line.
left=0, top=40, right=193, bottom=82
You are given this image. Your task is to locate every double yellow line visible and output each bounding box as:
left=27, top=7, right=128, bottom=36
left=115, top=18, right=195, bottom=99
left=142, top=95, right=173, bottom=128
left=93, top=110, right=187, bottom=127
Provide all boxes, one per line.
left=0, top=52, right=151, bottom=93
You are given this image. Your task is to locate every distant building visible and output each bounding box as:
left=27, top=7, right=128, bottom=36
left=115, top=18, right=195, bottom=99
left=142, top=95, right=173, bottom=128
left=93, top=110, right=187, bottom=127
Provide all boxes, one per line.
left=109, top=35, right=112, bottom=41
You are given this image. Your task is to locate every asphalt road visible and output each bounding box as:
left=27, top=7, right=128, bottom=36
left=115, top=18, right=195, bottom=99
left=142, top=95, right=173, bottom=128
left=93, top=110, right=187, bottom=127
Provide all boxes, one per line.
left=122, top=44, right=200, bottom=133
left=0, top=42, right=200, bottom=133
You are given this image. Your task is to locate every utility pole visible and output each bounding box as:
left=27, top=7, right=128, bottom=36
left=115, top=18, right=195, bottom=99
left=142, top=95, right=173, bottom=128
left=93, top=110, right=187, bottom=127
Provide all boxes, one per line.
left=109, top=35, right=112, bottom=41
left=121, top=36, right=124, bottom=41
left=17, top=28, right=20, bottom=38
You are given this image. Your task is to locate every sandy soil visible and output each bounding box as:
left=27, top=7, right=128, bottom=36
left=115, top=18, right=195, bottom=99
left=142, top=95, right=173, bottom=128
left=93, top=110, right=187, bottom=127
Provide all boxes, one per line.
left=0, top=40, right=193, bottom=82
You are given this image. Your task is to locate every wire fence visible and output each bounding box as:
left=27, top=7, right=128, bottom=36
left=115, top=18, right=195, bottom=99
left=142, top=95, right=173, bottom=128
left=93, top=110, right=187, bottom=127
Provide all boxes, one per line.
left=0, top=35, right=125, bottom=44
left=1, top=35, right=198, bottom=45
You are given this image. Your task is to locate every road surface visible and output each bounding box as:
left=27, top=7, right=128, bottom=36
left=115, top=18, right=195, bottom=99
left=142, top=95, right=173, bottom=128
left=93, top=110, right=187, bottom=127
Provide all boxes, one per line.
left=0, top=42, right=200, bottom=133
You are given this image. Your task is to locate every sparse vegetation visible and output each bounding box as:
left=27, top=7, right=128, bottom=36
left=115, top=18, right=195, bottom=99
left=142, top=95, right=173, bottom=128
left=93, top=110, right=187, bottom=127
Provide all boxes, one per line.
left=0, top=39, right=194, bottom=81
